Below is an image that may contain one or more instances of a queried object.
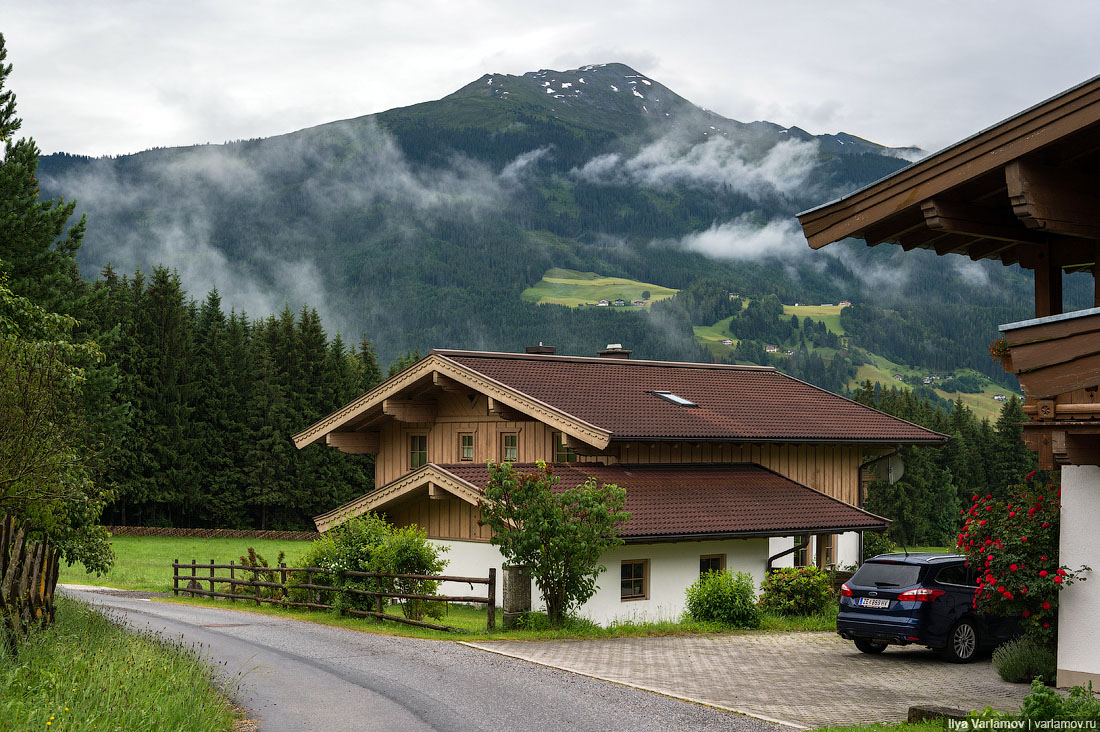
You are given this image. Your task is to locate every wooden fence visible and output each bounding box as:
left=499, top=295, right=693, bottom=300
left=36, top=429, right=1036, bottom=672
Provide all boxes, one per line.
left=172, top=559, right=495, bottom=632
left=0, top=515, right=61, bottom=650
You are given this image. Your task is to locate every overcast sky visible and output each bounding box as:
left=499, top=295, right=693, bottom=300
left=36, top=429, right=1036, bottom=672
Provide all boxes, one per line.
left=4, top=1, right=1098, bottom=157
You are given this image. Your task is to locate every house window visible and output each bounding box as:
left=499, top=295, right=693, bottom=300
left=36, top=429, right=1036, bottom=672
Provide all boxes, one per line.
left=621, top=559, right=648, bottom=601
left=795, top=537, right=810, bottom=567
left=409, top=434, right=427, bottom=469
left=553, top=433, right=577, bottom=463
left=699, top=554, right=725, bottom=575
left=817, top=534, right=836, bottom=568
left=459, top=433, right=474, bottom=461
left=501, top=433, right=518, bottom=462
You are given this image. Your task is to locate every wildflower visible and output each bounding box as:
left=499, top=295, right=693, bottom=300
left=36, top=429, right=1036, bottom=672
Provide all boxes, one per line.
left=1023, top=610, right=1030, bottom=617
left=1021, top=537, right=1028, bottom=542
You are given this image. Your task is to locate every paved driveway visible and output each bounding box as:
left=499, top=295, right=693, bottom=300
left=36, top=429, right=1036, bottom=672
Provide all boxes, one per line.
left=466, top=632, right=1032, bottom=729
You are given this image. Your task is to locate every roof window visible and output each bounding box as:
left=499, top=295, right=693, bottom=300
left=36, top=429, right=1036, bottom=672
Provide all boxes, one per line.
left=650, top=391, right=697, bottom=407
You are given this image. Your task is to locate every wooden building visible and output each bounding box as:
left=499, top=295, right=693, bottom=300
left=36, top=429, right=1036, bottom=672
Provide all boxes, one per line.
left=294, top=347, right=943, bottom=624
left=798, top=74, right=1100, bottom=687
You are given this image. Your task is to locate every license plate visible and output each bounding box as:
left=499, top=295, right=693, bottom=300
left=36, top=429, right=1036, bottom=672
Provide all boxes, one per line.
left=858, top=597, right=890, bottom=608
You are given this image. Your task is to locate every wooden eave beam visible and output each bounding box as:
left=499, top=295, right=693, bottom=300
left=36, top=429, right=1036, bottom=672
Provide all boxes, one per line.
left=433, top=372, right=473, bottom=394
left=920, top=198, right=1048, bottom=244
left=966, top=239, right=1018, bottom=262
left=1006, top=159, right=1100, bottom=239
left=562, top=434, right=607, bottom=457
left=325, top=432, right=379, bottom=454
left=487, top=397, right=529, bottom=422
left=382, top=398, right=437, bottom=423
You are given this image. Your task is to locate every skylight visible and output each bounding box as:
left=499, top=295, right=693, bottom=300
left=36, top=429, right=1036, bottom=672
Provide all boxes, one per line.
left=650, top=391, right=697, bottom=408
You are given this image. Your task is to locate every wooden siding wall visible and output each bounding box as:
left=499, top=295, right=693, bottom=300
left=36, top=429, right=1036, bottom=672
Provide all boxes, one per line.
left=581, top=443, right=866, bottom=506
left=374, top=393, right=567, bottom=487
left=386, top=496, right=492, bottom=542
left=371, top=390, right=873, bottom=508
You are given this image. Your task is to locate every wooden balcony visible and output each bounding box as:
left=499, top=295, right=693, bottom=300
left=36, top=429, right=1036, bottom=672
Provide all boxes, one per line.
left=999, top=307, right=1100, bottom=468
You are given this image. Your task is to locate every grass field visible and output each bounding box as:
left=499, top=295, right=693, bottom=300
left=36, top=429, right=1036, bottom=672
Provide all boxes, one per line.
left=1, top=597, right=236, bottom=731
left=520, top=267, right=678, bottom=308
left=692, top=315, right=738, bottom=359
left=60, top=535, right=314, bottom=593
left=783, top=304, right=847, bottom=334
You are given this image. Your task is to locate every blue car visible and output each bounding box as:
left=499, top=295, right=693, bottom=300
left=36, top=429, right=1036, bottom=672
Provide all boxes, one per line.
left=837, top=553, right=1018, bottom=663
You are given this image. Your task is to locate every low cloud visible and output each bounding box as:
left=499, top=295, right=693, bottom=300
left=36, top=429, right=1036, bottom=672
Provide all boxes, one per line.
left=674, top=216, right=806, bottom=261
left=573, top=135, right=820, bottom=200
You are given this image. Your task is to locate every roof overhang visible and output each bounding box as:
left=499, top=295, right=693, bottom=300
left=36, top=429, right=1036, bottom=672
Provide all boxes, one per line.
left=797, top=74, right=1100, bottom=280
left=291, top=352, right=613, bottom=452
left=313, top=463, right=483, bottom=532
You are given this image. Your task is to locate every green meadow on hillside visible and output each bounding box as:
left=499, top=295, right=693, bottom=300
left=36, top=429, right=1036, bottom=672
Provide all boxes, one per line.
left=782, top=304, right=847, bottom=334
left=521, top=268, right=678, bottom=308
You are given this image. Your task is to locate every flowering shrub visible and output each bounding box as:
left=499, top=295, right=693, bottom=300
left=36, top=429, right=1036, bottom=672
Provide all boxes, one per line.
left=758, top=567, right=835, bottom=616
left=956, top=476, right=1090, bottom=641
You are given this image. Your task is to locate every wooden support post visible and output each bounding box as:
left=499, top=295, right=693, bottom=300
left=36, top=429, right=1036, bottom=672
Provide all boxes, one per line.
left=210, top=559, right=215, bottom=596
left=1034, top=248, right=1063, bottom=318
left=191, top=559, right=197, bottom=596
left=280, top=562, right=287, bottom=607
left=173, top=558, right=179, bottom=597
left=307, top=568, right=314, bottom=607
left=375, top=590, right=383, bottom=619
left=487, top=568, right=496, bottom=631
left=254, top=566, right=262, bottom=606
left=229, top=561, right=235, bottom=603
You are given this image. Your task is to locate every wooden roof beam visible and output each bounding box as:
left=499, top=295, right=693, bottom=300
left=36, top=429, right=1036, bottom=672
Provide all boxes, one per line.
left=325, top=432, right=379, bottom=454
left=382, top=398, right=437, bottom=423
left=487, top=397, right=528, bottom=422
left=1007, top=159, right=1100, bottom=239
left=966, top=239, right=1018, bottom=261
left=920, top=197, right=1047, bottom=243
left=433, top=371, right=473, bottom=394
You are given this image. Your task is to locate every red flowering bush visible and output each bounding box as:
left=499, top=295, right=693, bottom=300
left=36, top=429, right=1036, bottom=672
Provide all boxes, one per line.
left=956, top=476, right=1089, bottom=642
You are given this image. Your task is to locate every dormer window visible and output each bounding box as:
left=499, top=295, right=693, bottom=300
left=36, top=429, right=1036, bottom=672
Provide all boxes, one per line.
left=650, top=391, right=697, bottom=407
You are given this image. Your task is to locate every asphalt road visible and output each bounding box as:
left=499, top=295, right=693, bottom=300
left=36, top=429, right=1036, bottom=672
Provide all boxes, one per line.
left=64, top=587, right=778, bottom=732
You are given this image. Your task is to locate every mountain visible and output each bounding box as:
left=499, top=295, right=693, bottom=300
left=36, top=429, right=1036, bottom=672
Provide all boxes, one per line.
left=36, top=63, right=1088, bottom=389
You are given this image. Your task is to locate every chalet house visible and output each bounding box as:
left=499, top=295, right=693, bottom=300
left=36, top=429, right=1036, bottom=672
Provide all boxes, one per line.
left=798, top=75, right=1100, bottom=687
left=294, top=347, right=944, bottom=624
left=764, top=344, right=779, bottom=353
left=838, top=300, right=853, bottom=308
left=613, top=299, right=628, bottom=307
left=721, top=338, right=735, bottom=346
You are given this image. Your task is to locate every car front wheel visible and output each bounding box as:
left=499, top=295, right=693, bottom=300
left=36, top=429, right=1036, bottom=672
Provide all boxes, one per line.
left=854, top=638, right=887, bottom=654
left=942, top=619, right=980, bottom=663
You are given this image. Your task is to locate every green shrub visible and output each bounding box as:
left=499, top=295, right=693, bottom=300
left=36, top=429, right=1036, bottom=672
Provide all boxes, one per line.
left=684, top=570, right=761, bottom=628
left=758, top=567, right=835, bottom=616
left=992, top=636, right=1057, bottom=684
left=292, top=513, right=448, bottom=619
left=969, top=679, right=1100, bottom=723
left=863, top=530, right=897, bottom=559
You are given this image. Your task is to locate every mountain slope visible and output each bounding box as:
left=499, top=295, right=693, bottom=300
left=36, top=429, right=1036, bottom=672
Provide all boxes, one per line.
left=35, top=62, right=1076, bottom=386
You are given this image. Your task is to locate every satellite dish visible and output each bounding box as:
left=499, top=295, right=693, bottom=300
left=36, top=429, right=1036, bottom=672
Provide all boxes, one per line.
left=887, top=455, right=905, bottom=484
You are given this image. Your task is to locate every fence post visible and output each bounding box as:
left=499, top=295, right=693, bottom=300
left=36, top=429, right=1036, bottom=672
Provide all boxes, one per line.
left=209, top=559, right=215, bottom=596
left=279, top=562, right=287, bottom=607
left=487, top=567, right=496, bottom=631
left=254, top=565, right=261, bottom=606
left=190, top=559, right=197, bottom=597
left=229, top=560, right=235, bottom=603
left=306, top=567, right=314, bottom=607
left=173, top=558, right=179, bottom=597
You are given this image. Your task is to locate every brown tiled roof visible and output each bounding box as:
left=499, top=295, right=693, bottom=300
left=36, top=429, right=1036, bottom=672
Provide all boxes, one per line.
left=436, top=350, right=944, bottom=444
left=436, top=462, right=889, bottom=539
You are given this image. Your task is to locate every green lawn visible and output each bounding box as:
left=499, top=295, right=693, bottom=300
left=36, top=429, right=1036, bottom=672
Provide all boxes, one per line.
left=783, top=304, right=847, bottom=334
left=60, top=535, right=314, bottom=593
left=1, top=597, right=236, bottom=731
left=520, top=267, right=678, bottom=308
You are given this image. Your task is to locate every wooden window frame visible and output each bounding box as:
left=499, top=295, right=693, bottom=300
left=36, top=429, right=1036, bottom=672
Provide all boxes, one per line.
left=501, top=432, right=518, bottom=462
left=699, top=554, right=726, bottom=575
left=553, top=432, right=578, bottom=463
left=459, top=433, right=475, bottom=462
left=795, top=536, right=810, bottom=567
left=816, top=534, right=836, bottom=568
left=620, top=559, right=649, bottom=602
left=408, top=432, right=428, bottom=470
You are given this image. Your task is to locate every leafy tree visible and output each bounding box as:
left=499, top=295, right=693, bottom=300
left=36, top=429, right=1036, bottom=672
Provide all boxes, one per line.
left=480, top=461, right=629, bottom=626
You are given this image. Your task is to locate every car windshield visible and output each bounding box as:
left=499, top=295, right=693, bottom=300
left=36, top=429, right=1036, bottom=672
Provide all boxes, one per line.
left=851, top=562, right=922, bottom=588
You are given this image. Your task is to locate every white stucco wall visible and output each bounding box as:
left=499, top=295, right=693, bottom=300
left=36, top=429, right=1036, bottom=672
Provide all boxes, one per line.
left=429, top=537, right=772, bottom=625
left=1057, top=465, right=1100, bottom=687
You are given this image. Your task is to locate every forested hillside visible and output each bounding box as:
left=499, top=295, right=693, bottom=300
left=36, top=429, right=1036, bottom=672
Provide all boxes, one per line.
left=37, top=61, right=1087, bottom=386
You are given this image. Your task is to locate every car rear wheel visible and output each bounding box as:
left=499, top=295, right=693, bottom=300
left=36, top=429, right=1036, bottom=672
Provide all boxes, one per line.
left=942, top=619, right=980, bottom=663
left=854, top=638, right=887, bottom=654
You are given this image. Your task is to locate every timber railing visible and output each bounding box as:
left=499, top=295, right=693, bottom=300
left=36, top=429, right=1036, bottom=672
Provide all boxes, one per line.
left=172, top=559, right=495, bottom=632
left=1, top=515, right=61, bottom=651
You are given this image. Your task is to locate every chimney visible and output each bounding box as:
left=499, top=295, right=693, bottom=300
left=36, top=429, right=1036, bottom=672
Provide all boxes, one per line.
left=525, top=342, right=556, bottom=355
left=597, top=343, right=632, bottom=359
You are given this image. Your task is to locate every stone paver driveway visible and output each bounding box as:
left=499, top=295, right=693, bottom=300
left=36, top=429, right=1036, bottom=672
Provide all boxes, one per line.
left=465, top=632, right=1031, bottom=729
